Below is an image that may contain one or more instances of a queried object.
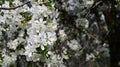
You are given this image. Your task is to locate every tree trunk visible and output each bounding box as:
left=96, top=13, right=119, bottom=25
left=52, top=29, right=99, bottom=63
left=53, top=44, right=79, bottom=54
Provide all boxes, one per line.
left=103, top=1, right=120, bottom=67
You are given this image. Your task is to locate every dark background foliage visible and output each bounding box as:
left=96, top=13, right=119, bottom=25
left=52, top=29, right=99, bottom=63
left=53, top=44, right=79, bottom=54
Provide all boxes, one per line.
left=54, top=0, right=120, bottom=67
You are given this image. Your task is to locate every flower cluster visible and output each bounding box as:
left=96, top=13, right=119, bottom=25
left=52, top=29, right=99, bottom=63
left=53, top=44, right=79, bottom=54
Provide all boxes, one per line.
left=0, top=0, right=58, bottom=66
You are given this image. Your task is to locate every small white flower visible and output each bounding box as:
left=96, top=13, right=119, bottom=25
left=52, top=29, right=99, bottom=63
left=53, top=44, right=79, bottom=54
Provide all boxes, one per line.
left=59, top=30, right=67, bottom=41
left=76, top=18, right=89, bottom=28
left=2, top=1, right=9, bottom=8
left=86, top=1, right=94, bottom=6
left=41, top=45, right=45, bottom=50
left=24, top=44, right=36, bottom=57
left=7, top=39, right=18, bottom=50
left=86, top=53, right=95, bottom=61
left=48, top=51, right=53, bottom=55
left=1, top=52, right=17, bottom=67
left=67, top=39, right=81, bottom=51
left=31, top=53, right=40, bottom=62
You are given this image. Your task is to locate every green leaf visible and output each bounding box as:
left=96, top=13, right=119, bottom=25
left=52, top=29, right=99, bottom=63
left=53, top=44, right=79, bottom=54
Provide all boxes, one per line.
left=16, top=44, right=24, bottom=50
left=45, top=19, right=51, bottom=25
left=44, top=2, right=51, bottom=7
left=9, top=1, right=15, bottom=7
left=0, top=0, right=5, bottom=5
left=0, top=12, right=4, bottom=16
left=36, top=45, right=49, bottom=55
left=0, top=54, right=4, bottom=61
left=44, top=0, right=53, bottom=9
left=20, top=11, right=32, bottom=22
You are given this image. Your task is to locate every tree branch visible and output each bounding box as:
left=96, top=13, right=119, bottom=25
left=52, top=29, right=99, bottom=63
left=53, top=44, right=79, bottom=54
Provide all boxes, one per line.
left=0, top=1, right=30, bottom=10
left=85, top=0, right=102, bottom=18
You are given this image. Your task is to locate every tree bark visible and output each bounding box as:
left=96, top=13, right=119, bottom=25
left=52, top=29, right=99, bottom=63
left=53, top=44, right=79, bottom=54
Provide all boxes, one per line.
left=90, top=0, right=120, bottom=67
left=103, top=0, right=120, bottom=67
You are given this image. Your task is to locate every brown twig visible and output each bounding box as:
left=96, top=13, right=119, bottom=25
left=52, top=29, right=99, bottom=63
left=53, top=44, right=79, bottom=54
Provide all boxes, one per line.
left=0, top=1, right=30, bottom=10
left=85, top=0, right=102, bottom=18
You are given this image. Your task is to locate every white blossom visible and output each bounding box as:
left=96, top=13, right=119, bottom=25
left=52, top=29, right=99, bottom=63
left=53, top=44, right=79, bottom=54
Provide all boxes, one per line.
left=59, top=30, right=67, bottom=41
left=86, top=53, right=95, bottom=61
left=1, top=50, right=17, bottom=67
left=67, top=39, right=81, bottom=51
left=24, top=44, right=37, bottom=57
left=7, top=39, right=18, bottom=50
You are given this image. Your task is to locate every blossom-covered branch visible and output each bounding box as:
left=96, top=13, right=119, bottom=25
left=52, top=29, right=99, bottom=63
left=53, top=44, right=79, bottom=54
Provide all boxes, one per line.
left=0, top=1, right=30, bottom=10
